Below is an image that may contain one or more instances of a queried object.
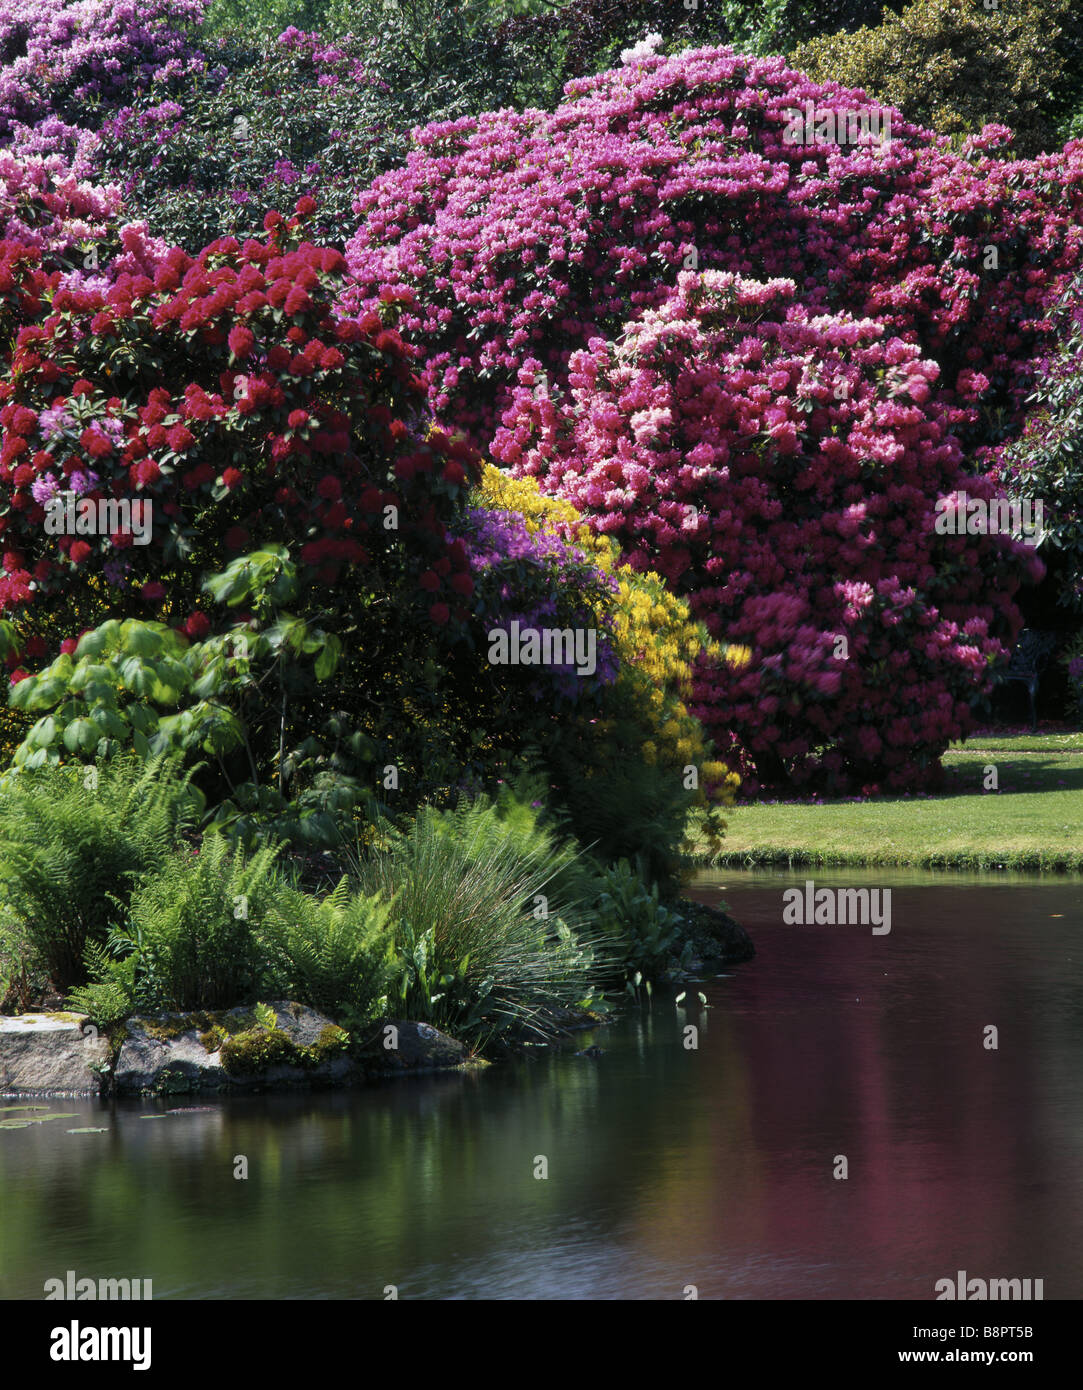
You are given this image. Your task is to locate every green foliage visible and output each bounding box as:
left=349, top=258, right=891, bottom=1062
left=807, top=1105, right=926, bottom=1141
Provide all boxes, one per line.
left=204, top=0, right=331, bottom=38
left=110, top=835, right=283, bottom=1011
left=592, top=857, right=691, bottom=983
left=355, top=793, right=608, bottom=1039
left=66, top=976, right=133, bottom=1029
left=1001, top=278, right=1083, bottom=616
left=256, top=879, right=396, bottom=1028
left=551, top=739, right=700, bottom=898
left=0, top=756, right=202, bottom=989
left=792, top=0, right=1083, bottom=155
left=8, top=550, right=374, bottom=851
left=99, top=4, right=533, bottom=250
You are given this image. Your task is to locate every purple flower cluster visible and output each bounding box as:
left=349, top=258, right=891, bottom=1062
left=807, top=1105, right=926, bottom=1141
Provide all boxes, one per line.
left=457, top=505, right=620, bottom=700
left=0, top=0, right=210, bottom=174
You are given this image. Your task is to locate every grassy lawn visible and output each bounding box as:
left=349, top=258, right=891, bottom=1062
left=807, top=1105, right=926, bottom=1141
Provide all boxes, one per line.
left=700, top=731, right=1083, bottom=872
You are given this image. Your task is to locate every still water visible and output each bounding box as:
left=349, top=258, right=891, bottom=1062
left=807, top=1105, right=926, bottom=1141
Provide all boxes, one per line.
left=1, top=868, right=1081, bottom=1300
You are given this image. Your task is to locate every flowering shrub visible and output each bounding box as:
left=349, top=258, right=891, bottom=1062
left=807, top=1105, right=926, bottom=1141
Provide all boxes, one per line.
left=0, top=198, right=478, bottom=670
left=471, top=464, right=740, bottom=880
left=496, top=270, right=1042, bottom=793
left=456, top=502, right=620, bottom=701
left=0, top=150, right=121, bottom=257
left=90, top=6, right=535, bottom=251
left=475, top=462, right=738, bottom=795
left=0, top=0, right=213, bottom=174
left=343, top=44, right=1083, bottom=454
left=91, top=27, right=392, bottom=251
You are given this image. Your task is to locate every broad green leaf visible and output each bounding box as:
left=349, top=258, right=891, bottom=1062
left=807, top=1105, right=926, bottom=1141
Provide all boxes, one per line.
left=314, top=634, right=342, bottom=681
left=26, top=716, right=58, bottom=750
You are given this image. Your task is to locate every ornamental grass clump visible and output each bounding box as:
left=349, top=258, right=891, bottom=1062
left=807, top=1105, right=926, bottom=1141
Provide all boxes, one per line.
left=355, top=795, right=609, bottom=1041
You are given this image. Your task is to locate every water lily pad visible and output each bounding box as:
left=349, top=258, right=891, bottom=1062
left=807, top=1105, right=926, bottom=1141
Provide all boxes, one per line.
left=0, top=1120, right=32, bottom=1129
left=0, top=1105, right=50, bottom=1113
left=139, top=1114, right=169, bottom=1120
left=166, top=1107, right=216, bottom=1114
left=27, top=1113, right=80, bottom=1123
left=66, top=1127, right=108, bottom=1134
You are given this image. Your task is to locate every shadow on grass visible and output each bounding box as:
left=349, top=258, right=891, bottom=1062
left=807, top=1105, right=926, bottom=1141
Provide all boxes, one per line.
left=939, top=755, right=1083, bottom=799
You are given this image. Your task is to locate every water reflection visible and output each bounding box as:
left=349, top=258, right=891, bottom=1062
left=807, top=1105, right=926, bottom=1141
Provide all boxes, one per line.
left=1, top=868, right=1081, bottom=1299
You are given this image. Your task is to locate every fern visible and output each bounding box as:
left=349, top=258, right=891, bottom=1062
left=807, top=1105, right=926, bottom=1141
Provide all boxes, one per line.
left=0, top=754, right=202, bottom=989
left=120, top=834, right=283, bottom=1011
left=255, top=879, right=395, bottom=1027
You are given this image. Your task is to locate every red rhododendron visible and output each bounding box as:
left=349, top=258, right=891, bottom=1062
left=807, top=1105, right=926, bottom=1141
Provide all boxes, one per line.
left=0, top=191, right=480, bottom=665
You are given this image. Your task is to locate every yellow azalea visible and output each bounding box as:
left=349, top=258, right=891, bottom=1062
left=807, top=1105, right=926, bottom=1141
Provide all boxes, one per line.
left=473, top=464, right=740, bottom=805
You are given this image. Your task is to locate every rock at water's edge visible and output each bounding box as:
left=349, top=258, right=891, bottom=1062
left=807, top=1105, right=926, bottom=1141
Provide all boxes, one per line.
left=114, top=1001, right=356, bottom=1095
left=0, top=1013, right=110, bottom=1096
left=359, top=1019, right=471, bottom=1074
left=680, top=898, right=755, bottom=966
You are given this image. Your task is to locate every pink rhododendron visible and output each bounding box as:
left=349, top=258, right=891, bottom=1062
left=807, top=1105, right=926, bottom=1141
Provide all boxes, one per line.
left=497, top=270, right=1042, bottom=791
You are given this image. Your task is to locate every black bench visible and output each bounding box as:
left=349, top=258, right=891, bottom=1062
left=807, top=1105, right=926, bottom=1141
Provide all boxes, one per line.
left=993, top=629, right=1057, bottom=730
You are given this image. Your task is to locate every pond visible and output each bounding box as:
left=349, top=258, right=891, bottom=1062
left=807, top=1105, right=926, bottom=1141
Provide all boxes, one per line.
left=2, top=868, right=1082, bottom=1300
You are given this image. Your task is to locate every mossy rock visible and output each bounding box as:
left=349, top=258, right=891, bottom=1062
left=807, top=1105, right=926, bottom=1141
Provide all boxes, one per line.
left=220, top=1023, right=350, bottom=1077
left=116, top=1003, right=355, bottom=1092
left=134, top=1010, right=258, bottom=1044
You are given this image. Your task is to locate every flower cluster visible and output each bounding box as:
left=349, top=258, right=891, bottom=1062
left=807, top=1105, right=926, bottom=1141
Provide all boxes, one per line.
left=343, top=44, right=1083, bottom=452
left=496, top=270, right=1042, bottom=792
left=474, top=463, right=741, bottom=810
left=0, top=0, right=213, bottom=174
left=0, top=194, right=479, bottom=660
left=456, top=502, right=620, bottom=702
left=0, top=149, right=121, bottom=256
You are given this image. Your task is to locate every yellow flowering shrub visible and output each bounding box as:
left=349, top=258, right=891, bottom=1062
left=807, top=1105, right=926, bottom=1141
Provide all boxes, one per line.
left=475, top=464, right=742, bottom=856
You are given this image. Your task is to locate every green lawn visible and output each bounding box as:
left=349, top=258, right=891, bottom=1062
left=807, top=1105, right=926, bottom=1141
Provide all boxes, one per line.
left=701, top=737, right=1083, bottom=872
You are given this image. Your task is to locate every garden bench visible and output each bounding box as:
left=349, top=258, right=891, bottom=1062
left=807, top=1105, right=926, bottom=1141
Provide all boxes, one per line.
left=994, top=629, right=1057, bottom=730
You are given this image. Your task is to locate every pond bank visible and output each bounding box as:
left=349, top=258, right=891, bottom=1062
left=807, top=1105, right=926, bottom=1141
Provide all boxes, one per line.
left=698, top=738, right=1083, bottom=872
left=1, top=898, right=752, bottom=1098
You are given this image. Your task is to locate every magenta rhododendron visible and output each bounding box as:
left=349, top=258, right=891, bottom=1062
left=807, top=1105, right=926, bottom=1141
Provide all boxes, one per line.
left=344, top=45, right=1083, bottom=452
left=341, top=43, right=1079, bottom=789
left=498, top=270, right=1042, bottom=792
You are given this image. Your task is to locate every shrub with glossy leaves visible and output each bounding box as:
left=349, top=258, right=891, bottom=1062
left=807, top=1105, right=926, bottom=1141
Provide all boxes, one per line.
left=999, top=274, right=1083, bottom=615
left=792, top=0, right=1083, bottom=157
left=92, top=27, right=389, bottom=251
